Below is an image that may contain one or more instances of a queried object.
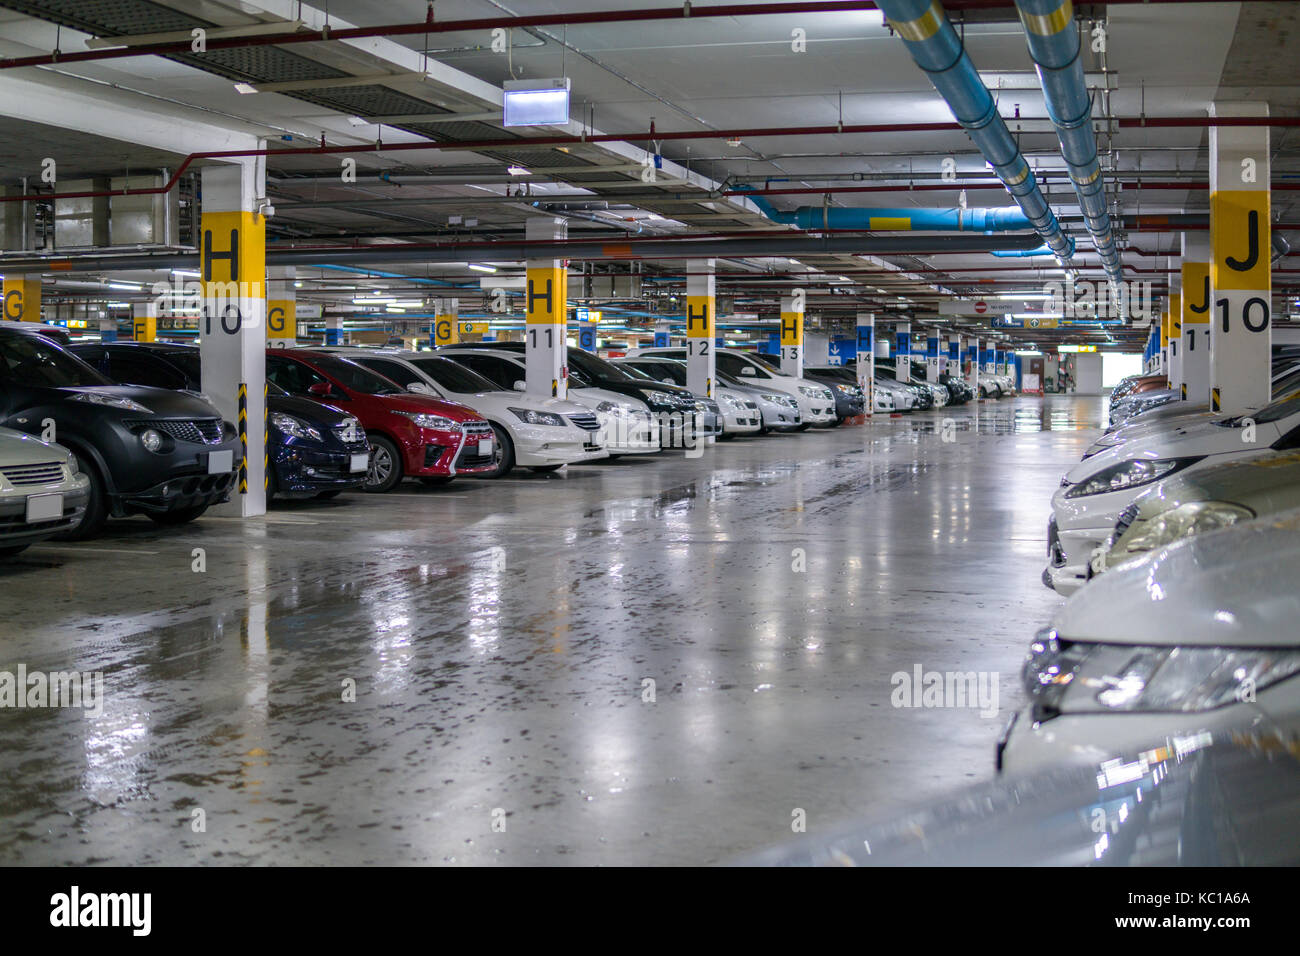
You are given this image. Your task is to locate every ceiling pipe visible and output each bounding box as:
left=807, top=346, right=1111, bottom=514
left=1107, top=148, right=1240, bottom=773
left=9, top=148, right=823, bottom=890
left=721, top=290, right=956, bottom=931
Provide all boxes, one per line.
left=875, top=0, right=1075, bottom=261
left=0, top=233, right=1044, bottom=273
left=1013, top=0, right=1122, bottom=284
left=735, top=186, right=1041, bottom=232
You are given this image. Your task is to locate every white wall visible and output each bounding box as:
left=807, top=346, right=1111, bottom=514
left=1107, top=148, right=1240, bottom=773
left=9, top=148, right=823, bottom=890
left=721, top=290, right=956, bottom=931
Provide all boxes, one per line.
left=1073, top=353, right=1104, bottom=394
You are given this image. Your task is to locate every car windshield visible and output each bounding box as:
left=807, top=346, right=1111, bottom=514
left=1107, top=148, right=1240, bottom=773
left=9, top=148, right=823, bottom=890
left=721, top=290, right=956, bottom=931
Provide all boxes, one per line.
left=308, top=354, right=404, bottom=394
left=158, top=349, right=289, bottom=397
left=1244, top=387, right=1300, bottom=426
left=0, top=333, right=112, bottom=387
left=409, top=356, right=499, bottom=393
left=619, top=363, right=656, bottom=380
left=567, top=349, right=633, bottom=382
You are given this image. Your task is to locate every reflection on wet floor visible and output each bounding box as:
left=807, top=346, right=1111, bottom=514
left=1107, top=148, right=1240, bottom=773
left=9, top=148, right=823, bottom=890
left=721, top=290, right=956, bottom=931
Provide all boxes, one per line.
left=0, top=395, right=1104, bottom=865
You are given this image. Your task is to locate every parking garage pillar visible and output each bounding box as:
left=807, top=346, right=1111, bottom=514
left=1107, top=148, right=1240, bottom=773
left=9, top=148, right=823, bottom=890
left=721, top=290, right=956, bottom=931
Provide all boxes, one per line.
left=525, top=216, right=568, bottom=399
left=926, top=330, right=941, bottom=383
left=947, top=334, right=961, bottom=379
left=1209, top=102, right=1272, bottom=413
left=855, top=312, right=875, bottom=417
left=895, top=322, right=911, bottom=383
left=199, top=160, right=267, bottom=519
left=1168, top=288, right=1183, bottom=396
left=1181, top=234, right=1211, bottom=402
left=99, top=311, right=117, bottom=342
left=2, top=274, right=40, bottom=322
left=324, top=313, right=344, bottom=346
left=779, top=294, right=803, bottom=378
left=267, top=266, right=296, bottom=349
left=433, top=298, right=459, bottom=347
left=132, top=301, right=157, bottom=342
left=967, top=337, right=980, bottom=392
left=982, top=342, right=996, bottom=377
left=1159, top=303, right=1170, bottom=374
left=686, top=258, right=716, bottom=398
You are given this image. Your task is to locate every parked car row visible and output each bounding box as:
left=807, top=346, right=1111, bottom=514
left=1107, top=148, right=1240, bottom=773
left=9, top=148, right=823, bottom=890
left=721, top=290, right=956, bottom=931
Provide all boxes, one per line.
left=5, top=330, right=967, bottom=553
left=997, top=376, right=1300, bottom=776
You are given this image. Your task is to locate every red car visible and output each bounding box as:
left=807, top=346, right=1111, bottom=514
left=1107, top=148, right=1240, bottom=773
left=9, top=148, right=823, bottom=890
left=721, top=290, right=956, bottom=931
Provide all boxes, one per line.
left=265, top=350, right=496, bottom=491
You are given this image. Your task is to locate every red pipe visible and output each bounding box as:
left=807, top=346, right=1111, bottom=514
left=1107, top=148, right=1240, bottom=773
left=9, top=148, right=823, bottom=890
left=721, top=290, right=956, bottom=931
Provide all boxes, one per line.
left=0, top=1, right=1261, bottom=72
left=5, top=115, right=1298, bottom=206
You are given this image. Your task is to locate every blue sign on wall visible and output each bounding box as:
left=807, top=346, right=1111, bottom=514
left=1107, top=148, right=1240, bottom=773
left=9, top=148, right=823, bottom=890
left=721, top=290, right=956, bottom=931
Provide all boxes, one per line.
left=654, top=331, right=670, bottom=347
left=578, top=327, right=596, bottom=350
left=827, top=337, right=856, bottom=366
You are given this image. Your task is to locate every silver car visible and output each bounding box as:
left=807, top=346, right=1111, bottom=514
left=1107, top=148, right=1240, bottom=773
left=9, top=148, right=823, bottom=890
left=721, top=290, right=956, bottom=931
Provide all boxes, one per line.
left=0, top=426, right=91, bottom=557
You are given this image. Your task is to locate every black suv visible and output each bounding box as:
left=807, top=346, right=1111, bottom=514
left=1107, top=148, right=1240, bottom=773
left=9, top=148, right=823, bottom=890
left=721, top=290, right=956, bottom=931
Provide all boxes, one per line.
left=0, top=328, right=242, bottom=537
left=70, top=342, right=370, bottom=501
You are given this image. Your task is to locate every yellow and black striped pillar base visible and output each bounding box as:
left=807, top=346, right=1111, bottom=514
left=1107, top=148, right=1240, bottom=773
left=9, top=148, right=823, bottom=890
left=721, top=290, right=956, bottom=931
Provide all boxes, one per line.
left=238, top=382, right=248, bottom=493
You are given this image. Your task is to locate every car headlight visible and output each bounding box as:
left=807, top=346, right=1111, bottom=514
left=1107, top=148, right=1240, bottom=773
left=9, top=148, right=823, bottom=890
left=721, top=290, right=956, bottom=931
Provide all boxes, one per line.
left=1120, top=501, right=1256, bottom=554
left=139, top=428, right=164, bottom=452
left=642, top=389, right=678, bottom=406
left=509, top=406, right=566, bottom=427
left=396, top=410, right=461, bottom=431
left=270, top=411, right=324, bottom=442
left=1064, top=457, right=1203, bottom=498
left=722, top=394, right=745, bottom=410
left=1023, top=628, right=1300, bottom=717
left=66, top=455, right=78, bottom=475
left=595, top=401, right=622, bottom=414
left=760, top=393, right=792, bottom=407
left=71, top=391, right=152, bottom=413
left=797, top=385, right=821, bottom=397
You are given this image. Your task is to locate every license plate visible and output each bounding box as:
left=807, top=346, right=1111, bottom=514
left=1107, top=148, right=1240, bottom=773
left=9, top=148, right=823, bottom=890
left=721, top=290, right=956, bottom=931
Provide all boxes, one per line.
left=477, top=439, right=493, bottom=457
left=26, top=493, right=62, bottom=523
left=350, top=452, right=369, bottom=472
left=207, top=450, right=233, bottom=475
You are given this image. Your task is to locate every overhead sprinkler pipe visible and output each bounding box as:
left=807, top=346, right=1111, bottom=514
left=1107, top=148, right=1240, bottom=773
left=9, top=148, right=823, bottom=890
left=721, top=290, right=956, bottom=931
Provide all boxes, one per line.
left=991, top=245, right=1055, bottom=257
left=874, top=0, right=1074, bottom=261
left=1013, top=0, right=1122, bottom=283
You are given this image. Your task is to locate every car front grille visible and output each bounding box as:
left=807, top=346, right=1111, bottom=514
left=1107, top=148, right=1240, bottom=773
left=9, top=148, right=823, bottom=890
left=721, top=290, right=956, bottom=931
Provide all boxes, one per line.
left=462, top=421, right=493, bottom=442
left=0, top=462, right=64, bottom=486
left=127, top=418, right=225, bottom=445
left=568, top=412, right=601, bottom=431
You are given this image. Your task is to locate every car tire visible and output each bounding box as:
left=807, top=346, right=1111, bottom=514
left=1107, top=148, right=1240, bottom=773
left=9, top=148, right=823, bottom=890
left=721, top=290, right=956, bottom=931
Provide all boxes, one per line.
left=530, top=464, right=564, bottom=473
left=484, top=424, right=515, bottom=478
left=0, top=544, right=30, bottom=558
left=53, top=452, right=107, bottom=541
left=365, top=435, right=403, bottom=493
left=148, top=504, right=208, bottom=526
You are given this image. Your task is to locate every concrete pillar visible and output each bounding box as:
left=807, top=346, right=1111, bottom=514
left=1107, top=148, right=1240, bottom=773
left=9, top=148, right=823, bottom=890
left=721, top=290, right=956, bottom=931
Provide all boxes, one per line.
left=99, top=312, right=117, bottom=343
left=2, top=275, right=41, bottom=322
left=855, top=312, right=875, bottom=416
left=267, top=265, right=296, bottom=349
left=1209, top=101, right=1272, bottom=414
left=1181, top=234, right=1211, bottom=402
left=199, top=160, right=266, bottom=518
left=894, top=322, right=911, bottom=383
left=946, top=334, right=961, bottom=379
left=324, top=313, right=344, bottom=346
left=967, top=337, right=980, bottom=391
left=577, top=313, right=597, bottom=352
left=924, top=330, right=941, bottom=382
left=1168, top=288, right=1183, bottom=395
left=131, top=301, right=157, bottom=342
left=432, top=298, right=459, bottom=347
left=779, top=293, right=804, bottom=378
left=524, top=216, right=567, bottom=399
left=686, top=258, right=716, bottom=398
left=1159, top=303, right=1170, bottom=374
left=653, top=321, right=671, bottom=348
left=982, top=342, right=996, bottom=376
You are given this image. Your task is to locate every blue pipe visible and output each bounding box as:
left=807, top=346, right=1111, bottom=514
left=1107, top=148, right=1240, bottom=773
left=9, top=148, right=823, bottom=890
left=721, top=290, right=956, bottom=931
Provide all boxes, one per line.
left=991, top=244, right=1054, bottom=257
left=738, top=187, right=1043, bottom=233
left=876, top=0, right=1074, bottom=261
left=1014, top=0, right=1122, bottom=283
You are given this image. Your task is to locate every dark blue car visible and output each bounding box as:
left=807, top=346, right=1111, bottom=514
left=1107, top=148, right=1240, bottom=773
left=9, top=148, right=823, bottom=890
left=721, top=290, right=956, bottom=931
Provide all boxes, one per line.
left=68, top=342, right=370, bottom=501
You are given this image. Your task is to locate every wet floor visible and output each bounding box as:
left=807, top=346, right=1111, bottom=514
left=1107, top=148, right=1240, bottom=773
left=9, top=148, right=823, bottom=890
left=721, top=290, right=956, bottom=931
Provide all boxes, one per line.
left=0, top=395, right=1102, bottom=865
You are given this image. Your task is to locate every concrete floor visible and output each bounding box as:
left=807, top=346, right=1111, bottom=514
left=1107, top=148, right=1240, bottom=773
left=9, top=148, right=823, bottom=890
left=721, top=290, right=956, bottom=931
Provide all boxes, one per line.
left=0, top=395, right=1101, bottom=865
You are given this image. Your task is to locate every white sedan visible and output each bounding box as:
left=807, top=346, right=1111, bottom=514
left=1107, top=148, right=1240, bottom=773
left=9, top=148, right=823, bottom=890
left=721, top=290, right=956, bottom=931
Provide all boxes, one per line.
left=613, top=357, right=762, bottom=437
left=323, top=348, right=608, bottom=477
left=1045, top=388, right=1300, bottom=595
left=1003, top=508, right=1300, bottom=776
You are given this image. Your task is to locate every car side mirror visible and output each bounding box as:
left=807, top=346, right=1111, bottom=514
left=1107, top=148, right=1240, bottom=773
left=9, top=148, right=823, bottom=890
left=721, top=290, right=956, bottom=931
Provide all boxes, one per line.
left=740, top=366, right=756, bottom=376
left=407, top=382, right=432, bottom=395
left=513, top=380, right=526, bottom=392
left=307, top=382, right=333, bottom=398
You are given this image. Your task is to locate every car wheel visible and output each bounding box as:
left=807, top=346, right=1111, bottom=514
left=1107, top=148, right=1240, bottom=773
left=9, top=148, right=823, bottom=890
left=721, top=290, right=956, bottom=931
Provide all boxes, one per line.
left=484, top=424, right=515, bottom=478
left=364, top=435, right=404, bottom=493
left=530, top=464, right=564, bottom=473
left=148, top=504, right=209, bottom=526
left=0, top=544, right=30, bottom=558
left=53, top=452, right=107, bottom=541
left=315, top=490, right=343, bottom=499
left=419, top=476, right=454, bottom=487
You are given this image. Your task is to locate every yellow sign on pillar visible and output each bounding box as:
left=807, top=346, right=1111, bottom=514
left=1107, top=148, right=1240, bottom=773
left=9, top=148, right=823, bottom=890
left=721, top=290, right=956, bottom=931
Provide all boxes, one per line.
left=1182, top=259, right=1211, bottom=401
left=2, top=276, right=41, bottom=322
left=434, top=314, right=460, bottom=346
left=200, top=210, right=266, bottom=330
left=525, top=265, right=566, bottom=327
left=266, top=299, right=296, bottom=343
left=133, top=312, right=157, bottom=342
left=458, top=322, right=490, bottom=336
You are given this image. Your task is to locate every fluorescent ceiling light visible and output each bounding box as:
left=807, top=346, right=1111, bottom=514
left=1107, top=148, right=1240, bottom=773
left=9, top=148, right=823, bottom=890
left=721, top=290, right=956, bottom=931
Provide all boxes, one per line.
left=468, top=264, right=497, bottom=273
left=507, top=166, right=531, bottom=176
left=352, top=296, right=396, bottom=304
left=171, top=269, right=199, bottom=278
left=106, top=281, right=142, bottom=290
left=503, top=78, right=571, bottom=128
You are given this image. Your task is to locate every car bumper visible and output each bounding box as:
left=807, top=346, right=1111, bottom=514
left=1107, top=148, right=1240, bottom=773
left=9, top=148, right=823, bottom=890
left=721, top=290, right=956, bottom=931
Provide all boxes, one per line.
left=722, top=408, right=763, bottom=433
left=514, top=429, right=608, bottom=466
left=272, top=441, right=370, bottom=497
left=0, top=475, right=91, bottom=543
left=112, top=436, right=245, bottom=515
left=597, top=412, right=660, bottom=453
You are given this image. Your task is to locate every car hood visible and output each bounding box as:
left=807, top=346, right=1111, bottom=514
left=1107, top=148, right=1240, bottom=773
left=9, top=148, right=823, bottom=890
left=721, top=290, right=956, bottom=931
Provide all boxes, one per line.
left=371, top=391, right=482, bottom=420
left=62, top=384, right=222, bottom=419
left=0, top=425, right=70, bottom=465
left=567, top=386, right=649, bottom=412
left=1147, top=448, right=1300, bottom=514
left=1054, top=508, right=1300, bottom=647
left=269, top=394, right=353, bottom=428
left=438, top=389, right=591, bottom=418
left=1068, top=418, right=1247, bottom=482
